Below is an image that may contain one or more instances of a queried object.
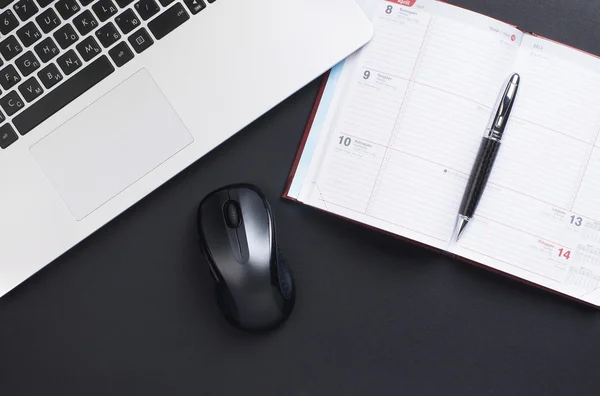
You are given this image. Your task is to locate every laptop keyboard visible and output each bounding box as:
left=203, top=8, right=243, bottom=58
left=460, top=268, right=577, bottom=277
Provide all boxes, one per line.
left=0, top=0, right=217, bottom=149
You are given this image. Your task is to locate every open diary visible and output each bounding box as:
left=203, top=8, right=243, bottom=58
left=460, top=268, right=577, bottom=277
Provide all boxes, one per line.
left=285, top=0, right=600, bottom=306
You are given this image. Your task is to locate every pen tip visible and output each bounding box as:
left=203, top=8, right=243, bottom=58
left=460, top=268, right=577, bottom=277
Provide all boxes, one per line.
left=455, top=217, right=470, bottom=242
left=510, top=73, right=520, bottom=84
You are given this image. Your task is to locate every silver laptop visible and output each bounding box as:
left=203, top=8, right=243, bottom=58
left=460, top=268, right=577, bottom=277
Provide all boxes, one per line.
left=0, top=0, right=372, bottom=297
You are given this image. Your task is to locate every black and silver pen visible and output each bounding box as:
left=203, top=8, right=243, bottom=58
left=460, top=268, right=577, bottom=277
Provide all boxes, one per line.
left=455, top=73, right=520, bottom=242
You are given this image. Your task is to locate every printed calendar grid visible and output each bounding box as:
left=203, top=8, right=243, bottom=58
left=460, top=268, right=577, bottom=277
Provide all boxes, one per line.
left=358, top=7, right=600, bottom=229
left=339, top=132, right=596, bottom=221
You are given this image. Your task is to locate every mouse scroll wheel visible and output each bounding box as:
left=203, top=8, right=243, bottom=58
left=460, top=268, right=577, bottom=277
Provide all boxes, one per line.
left=224, top=201, right=242, bottom=228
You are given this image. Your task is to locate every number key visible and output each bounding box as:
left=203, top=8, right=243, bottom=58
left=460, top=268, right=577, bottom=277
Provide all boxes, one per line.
left=37, top=63, right=63, bottom=89
left=18, top=76, right=43, bottom=102
left=134, top=0, right=159, bottom=21
left=56, top=0, right=80, bottom=20
left=115, top=9, right=140, bottom=35
left=92, top=0, right=118, bottom=23
left=0, top=0, right=15, bottom=9
left=0, top=35, right=23, bottom=61
left=17, top=22, right=42, bottom=47
left=35, top=0, right=54, bottom=7
left=53, top=23, right=78, bottom=49
left=73, top=10, right=98, bottom=36
left=0, top=10, right=19, bottom=35
left=13, top=0, right=39, bottom=22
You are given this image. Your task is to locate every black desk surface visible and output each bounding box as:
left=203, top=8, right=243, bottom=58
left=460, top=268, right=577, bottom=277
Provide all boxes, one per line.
left=2, top=1, right=600, bottom=395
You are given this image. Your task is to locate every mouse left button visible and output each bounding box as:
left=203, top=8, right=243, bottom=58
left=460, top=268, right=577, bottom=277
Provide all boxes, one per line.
left=224, top=200, right=241, bottom=228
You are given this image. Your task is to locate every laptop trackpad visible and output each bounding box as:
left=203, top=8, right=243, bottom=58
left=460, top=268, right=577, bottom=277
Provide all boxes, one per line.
left=30, top=69, right=193, bottom=220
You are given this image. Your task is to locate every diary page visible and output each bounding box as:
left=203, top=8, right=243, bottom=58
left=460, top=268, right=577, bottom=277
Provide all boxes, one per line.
left=454, top=34, right=600, bottom=305
left=300, top=0, right=523, bottom=250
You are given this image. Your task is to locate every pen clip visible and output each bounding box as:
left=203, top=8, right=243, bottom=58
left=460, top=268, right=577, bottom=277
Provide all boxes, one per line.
left=488, top=73, right=520, bottom=139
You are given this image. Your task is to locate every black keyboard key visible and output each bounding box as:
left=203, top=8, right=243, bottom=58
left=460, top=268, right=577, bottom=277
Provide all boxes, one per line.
left=148, top=3, right=188, bottom=40
left=17, top=21, right=42, bottom=46
left=159, top=0, right=173, bottom=6
left=0, top=90, right=24, bottom=116
left=0, top=124, right=19, bottom=149
left=0, top=35, right=22, bottom=60
left=53, top=23, right=78, bottom=49
left=108, top=40, right=132, bottom=67
left=73, top=10, right=98, bottom=36
left=13, top=0, right=38, bottom=21
left=55, top=0, right=79, bottom=20
left=0, top=0, right=15, bottom=9
left=115, top=0, right=133, bottom=6
left=0, top=10, right=19, bottom=34
left=37, top=62, right=62, bottom=88
left=207, top=0, right=215, bottom=2
left=76, top=35, right=100, bottom=61
left=18, top=76, right=42, bottom=101
left=14, top=55, right=114, bottom=134
left=79, top=0, right=93, bottom=5
left=127, top=27, right=152, bottom=53
left=115, top=8, right=139, bottom=34
left=183, top=0, right=204, bottom=15
left=36, top=8, right=60, bottom=33
left=0, top=64, right=21, bottom=89
left=134, top=0, right=158, bottom=21
left=35, top=0, right=53, bottom=7
left=92, top=0, right=117, bottom=22
left=34, top=36, right=59, bottom=62
left=95, top=22, right=119, bottom=47
left=56, top=48, right=80, bottom=74
left=15, top=50, right=40, bottom=75
left=0, top=123, right=18, bottom=149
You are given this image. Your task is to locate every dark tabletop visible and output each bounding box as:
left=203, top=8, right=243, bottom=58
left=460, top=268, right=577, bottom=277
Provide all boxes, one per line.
left=2, top=1, right=600, bottom=395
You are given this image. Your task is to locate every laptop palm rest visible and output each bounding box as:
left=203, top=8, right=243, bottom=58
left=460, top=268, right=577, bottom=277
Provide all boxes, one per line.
left=30, top=69, right=193, bottom=220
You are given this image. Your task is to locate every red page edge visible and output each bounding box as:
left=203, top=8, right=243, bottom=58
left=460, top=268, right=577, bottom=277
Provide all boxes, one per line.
left=283, top=71, right=331, bottom=201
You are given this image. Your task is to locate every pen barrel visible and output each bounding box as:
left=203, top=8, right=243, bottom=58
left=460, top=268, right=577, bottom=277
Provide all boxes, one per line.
left=458, top=137, right=501, bottom=218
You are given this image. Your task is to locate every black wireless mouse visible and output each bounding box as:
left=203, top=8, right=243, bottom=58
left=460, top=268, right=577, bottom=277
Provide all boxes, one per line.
left=197, top=184, right=295, bottom=332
